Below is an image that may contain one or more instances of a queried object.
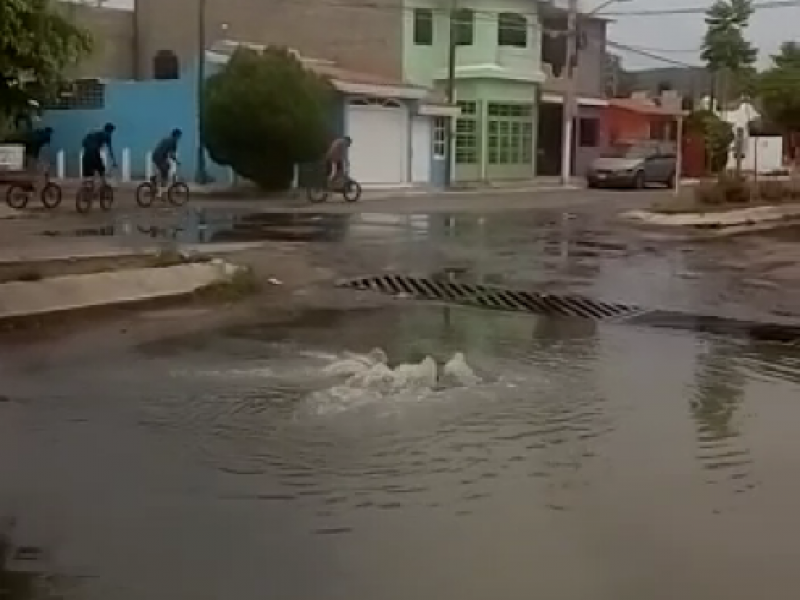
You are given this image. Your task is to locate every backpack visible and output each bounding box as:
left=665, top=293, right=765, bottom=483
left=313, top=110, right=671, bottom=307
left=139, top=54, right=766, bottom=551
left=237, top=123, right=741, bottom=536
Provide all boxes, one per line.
left=81, top=132, right=98, bottom=150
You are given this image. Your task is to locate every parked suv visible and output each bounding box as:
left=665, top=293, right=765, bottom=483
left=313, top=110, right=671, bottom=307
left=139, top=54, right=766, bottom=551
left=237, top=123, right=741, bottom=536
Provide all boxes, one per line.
left=586, top=140, right=676, bottom=189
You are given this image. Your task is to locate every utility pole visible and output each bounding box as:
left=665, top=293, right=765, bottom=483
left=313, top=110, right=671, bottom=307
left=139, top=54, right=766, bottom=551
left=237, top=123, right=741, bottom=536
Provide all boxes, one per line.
left=443, top=0, right=458, bottom=188
left=195, top=0, right=208, bottom=184
left=560, top=0, right=578, bottom=187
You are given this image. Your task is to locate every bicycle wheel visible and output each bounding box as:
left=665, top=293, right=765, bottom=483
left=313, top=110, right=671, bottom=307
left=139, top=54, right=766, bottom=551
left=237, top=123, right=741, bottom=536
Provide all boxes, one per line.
left=40, top=182, right=62, bottom=209
left=135, top=182, right=156, bottom=208
left=168, top=181, right=190, bottom=206
left=306, top=185, right=329, bottom=204
left=99, top=185, right=114, bottom=211
left=342, top=179, right=362, bottom=203
left=6, top=185, right=30, bottom=209
left=75, top=187, right=92, bottom=214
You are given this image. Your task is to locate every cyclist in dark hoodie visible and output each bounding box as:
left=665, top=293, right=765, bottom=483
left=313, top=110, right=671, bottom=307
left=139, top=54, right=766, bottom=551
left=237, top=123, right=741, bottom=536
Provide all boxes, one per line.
left=151, top=128, right=182, bottom=197
left=81, top=123, right=118, bottom=185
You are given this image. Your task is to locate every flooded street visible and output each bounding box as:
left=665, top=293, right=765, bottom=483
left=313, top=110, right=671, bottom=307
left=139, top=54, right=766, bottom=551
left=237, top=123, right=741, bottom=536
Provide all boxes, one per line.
left=4, top=202, right=800, bottom=599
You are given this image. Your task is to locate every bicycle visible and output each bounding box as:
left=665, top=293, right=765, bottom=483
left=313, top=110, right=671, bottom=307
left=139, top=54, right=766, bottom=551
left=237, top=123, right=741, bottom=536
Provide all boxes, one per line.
left=135, top=161, right=190, bottom=208
left=306, top=169, right=362, bottom=204
left=5, top=172, right=62, bottom=210
left=75, top=173, right=114, bottom=214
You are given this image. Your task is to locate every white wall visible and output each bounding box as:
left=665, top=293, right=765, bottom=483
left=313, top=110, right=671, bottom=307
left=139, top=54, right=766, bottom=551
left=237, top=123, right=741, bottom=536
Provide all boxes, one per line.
left=726, top=136, right=784, bottom=173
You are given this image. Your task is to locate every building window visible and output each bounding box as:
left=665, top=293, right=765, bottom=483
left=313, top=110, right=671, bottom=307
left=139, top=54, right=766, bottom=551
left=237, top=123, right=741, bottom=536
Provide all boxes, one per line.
left=413, top=8, right=434, bottom=45
left=454, top=9, right=474, bottom=46
left=486, top=102, right=533, bottom=165
left=579, top=117, right=599, bottom=147
left=153, top=49, right=180, bottom=80
left=649, top=119, right=675, bottom=141
left=455, top=101, right=478, bottom=164
left=43, top=79, right=105, bottom=110
left=498, top=13, right=527, bottom=47
left=433, top=117, right=447, bottom=158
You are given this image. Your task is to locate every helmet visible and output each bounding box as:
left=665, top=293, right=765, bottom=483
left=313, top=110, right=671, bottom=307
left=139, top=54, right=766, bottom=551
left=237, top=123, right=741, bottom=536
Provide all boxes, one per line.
left=171, top=128, right=183, bottom=138
left=103, top=123, right=115, bottom=133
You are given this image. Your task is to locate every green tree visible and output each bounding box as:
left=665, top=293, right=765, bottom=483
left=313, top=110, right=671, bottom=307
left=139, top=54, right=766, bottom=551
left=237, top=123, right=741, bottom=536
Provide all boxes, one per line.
left=0, top=0, right=92, bottom=124
left=686, top=109, right=735, bottom=172
left=758, top=42, right=800, bottom=132
left=202, top=46, right=335, bottom=191
left=701, top=0, right=757, bottom=110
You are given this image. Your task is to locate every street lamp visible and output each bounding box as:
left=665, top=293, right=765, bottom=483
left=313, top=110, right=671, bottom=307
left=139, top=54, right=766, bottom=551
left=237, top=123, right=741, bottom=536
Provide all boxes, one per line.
left=559, top=0, right=631, bottom=187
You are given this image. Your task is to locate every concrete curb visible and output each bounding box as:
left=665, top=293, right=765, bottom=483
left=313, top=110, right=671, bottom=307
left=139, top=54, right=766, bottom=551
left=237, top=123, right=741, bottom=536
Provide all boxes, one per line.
left=621, top=203, right=800, bottom=228
left=0, top=260, right=241, bottom=321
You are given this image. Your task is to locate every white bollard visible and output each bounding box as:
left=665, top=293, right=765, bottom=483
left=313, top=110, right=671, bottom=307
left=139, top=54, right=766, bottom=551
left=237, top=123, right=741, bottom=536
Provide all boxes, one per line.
left=291, top=163, right=299, bottom=189
left=121, top=148, right=131, bottom=182
left=145, top=151, right=153, bottom=180
left=56, top=150, right=65, bottom=179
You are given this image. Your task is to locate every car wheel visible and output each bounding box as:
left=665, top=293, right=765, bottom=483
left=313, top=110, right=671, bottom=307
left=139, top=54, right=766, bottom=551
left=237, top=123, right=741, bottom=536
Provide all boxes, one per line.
left=666, top=172, right=676, bottom=188
left=633, top=171, right=646, bottom=189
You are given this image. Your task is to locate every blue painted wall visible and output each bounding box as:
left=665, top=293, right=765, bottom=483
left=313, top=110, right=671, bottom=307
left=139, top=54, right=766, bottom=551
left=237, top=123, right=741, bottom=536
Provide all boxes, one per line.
left=44, top=61, right=224, bottom=182
left=44, top=59, right=347, bottom=185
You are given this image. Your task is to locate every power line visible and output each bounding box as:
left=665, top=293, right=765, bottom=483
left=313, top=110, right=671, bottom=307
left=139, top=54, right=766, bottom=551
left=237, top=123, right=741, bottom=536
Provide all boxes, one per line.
left=600, top=0, right=800, bottom=17
left=607, top=40, right=700, bottom=67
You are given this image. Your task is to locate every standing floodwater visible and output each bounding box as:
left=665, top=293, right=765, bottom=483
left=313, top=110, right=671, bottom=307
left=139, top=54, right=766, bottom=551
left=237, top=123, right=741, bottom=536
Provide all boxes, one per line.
left=2, top=304, right=800, bottom=600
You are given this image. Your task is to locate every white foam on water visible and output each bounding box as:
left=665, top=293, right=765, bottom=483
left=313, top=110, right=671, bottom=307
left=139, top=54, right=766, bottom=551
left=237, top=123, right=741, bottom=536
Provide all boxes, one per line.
left=302, top=349, right=483, bottom=416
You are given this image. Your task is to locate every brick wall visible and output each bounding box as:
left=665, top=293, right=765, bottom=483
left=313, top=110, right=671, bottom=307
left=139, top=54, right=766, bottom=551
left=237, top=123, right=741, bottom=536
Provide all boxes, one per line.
left=134, top=0, right=404, bottom=80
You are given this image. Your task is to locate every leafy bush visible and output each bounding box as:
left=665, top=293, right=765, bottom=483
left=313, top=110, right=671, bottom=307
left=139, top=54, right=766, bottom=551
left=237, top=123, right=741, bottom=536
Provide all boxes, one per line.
left=694, top=174, right=751, bottom=205
left=695, top=180, right=726, bottom=205
left=756, top=179, right=789, bottom=202
left=685, top=109, right=735, bottom=173
left=716, top=173, right=750, bottom=203
left=202, top=46, right=335, bottom=191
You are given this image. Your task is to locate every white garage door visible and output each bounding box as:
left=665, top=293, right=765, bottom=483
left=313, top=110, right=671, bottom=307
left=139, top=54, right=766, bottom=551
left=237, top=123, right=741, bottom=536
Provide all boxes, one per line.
left=346, top=102, right=408, bottom=185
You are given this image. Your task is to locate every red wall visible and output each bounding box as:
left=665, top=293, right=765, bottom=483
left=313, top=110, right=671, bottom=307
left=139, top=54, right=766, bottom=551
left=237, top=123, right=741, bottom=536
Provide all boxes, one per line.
left=606, top=106, right=650, bottom=144
left=604, top=106, right=675, bottom=145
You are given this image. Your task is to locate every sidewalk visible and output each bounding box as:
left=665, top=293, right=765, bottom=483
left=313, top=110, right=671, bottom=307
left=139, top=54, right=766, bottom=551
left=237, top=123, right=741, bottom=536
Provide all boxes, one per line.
left=50, top=177, right=584, bottom=202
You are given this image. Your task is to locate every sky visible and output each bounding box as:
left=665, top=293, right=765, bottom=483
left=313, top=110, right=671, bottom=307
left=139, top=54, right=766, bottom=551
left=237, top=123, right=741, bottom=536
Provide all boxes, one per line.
left=82, top=0, right=800, bottom=72
left=593, top=0, right=800, bottom=71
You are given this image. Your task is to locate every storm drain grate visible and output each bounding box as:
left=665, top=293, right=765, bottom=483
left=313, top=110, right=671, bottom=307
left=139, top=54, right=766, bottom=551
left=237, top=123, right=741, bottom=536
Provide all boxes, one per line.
left=337, top=274, right=646, bottom=321
left=336, top=274, right=800, bottom=344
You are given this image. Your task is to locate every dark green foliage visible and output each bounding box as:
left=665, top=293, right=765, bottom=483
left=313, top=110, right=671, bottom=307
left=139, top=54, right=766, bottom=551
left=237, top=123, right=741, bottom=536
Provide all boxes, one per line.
left=701, top=0, right=757, bottom=109
left=758, top=42, right=800, bottom=133
left=0, top=0, right=92, bottom=127
left=202, top=46, right=336, bottom=191
left=686, top=109, right=735, bottom=173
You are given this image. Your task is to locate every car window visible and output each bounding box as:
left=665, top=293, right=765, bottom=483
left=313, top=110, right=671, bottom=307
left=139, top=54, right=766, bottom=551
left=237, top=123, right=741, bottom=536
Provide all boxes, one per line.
left=601, top=144, right=651, bottom=159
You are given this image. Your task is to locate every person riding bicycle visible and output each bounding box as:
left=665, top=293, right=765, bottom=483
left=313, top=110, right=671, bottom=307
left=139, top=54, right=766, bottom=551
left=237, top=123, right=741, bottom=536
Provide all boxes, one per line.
left=325, top=135, right=351, bottom=185
left=22, top=126, right=53, bottom=188
left=81, top=123, right=118, bottom=186
left=151, top=128, right=182, bottom=198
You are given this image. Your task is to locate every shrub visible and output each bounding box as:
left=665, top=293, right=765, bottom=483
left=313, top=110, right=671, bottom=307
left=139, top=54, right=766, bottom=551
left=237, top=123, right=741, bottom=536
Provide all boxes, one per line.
left=716, top=173, right=750, bottom=203
left=695, top=180, right=725, bottom=205
left=685, top=109, right=735, bottom=173
left=756, top=179, right=789, bottom=202
left=202, top=46, right=335, bottom=191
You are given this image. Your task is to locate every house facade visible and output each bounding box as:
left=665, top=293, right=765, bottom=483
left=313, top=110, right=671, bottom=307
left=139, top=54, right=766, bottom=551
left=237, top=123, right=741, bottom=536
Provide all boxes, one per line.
left=403, top=0, right=546, bottom=182
left=537, top=7, right=609, bottom=177
left=45, top=1, right=461, bottom=187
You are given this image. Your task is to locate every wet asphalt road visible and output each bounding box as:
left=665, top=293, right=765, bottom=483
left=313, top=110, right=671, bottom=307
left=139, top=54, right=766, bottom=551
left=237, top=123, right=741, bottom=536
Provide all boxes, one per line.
left=4, top=189, right=800, bottom=599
